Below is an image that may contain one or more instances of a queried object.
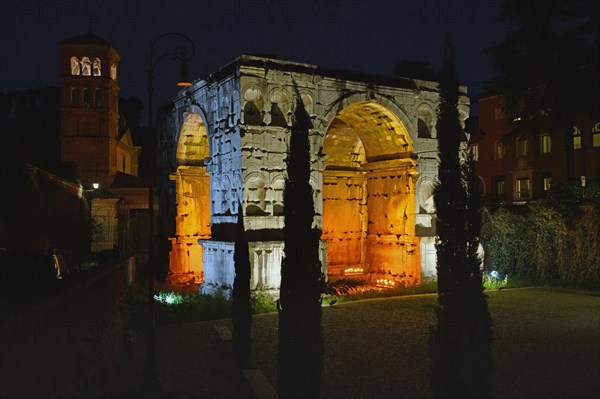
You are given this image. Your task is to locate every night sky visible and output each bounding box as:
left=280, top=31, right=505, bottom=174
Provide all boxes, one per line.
left=1, top=0, right=509, bottom=123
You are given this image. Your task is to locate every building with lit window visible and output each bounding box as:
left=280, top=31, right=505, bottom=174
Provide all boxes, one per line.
left=60, top=32, right=148, bottom=255
left=469, top=94, right=600, bottom=204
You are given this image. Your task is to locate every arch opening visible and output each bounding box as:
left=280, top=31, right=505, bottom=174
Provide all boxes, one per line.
left=168, top=112, right=211, bottom=283
left=321, top=101, right=419, bottom=284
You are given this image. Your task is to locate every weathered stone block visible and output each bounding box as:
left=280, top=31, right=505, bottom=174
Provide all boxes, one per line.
left=164, top=55, right=469, bottom=293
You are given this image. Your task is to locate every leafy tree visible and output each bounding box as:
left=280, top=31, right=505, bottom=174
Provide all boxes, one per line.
left=277, top=89, right=324, bottom=399
left=232, top=204, right=252, bottom=368
left=485, top=0, right=600, bottom=180
left=433, top=41, right=466, bottom=309
left=429, top=39, right=493, bottom=399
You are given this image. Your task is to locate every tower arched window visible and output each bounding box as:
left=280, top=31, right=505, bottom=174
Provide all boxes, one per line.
left=94, top=88, right=101, bottom=107
left=81, top=57, right=91, bottom=76
left=93, top=58, right=101, bottom=76
left=111, top=64, right=117, bottom=80
left=70, top=87, right=78, bottom=106
left=70, top=57, right=80, bottom=75
left=82, top=88, right=90, bottom=107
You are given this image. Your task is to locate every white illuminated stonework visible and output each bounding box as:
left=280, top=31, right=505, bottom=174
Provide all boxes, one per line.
left=161, top=55, right=469, bottom=295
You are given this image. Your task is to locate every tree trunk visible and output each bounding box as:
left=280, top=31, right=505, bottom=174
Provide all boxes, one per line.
left=232, top=204, right=252, bottom=368
left=277, top=90, right=324, bottom=399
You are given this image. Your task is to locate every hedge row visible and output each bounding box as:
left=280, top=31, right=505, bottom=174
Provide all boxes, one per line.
left=480, top=201, right=600, bottom=288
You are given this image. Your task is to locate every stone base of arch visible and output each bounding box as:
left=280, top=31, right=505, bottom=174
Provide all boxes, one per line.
left=419, top=236, right=438, bottom=280
left=367, top=235, right=420, bottom=280
left=199, top=239, right=327, bottom=298
left=166, top=236, right=204, bottom=284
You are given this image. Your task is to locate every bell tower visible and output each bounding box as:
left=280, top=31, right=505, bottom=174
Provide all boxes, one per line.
left=59, top=31, right=121, bottom=189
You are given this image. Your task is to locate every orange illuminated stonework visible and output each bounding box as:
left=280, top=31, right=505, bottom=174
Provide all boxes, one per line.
left=168, top=113, right=211, bottom=283
left=168, top=166, right=210, bottom=281
left=161, top=55, right=471, bottom=294
left=322, top=103, right=420, bottom=284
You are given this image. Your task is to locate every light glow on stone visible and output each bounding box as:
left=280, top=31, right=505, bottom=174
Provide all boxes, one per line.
left=344, top=267, right=364, bottom=275
left=376, top=279, right=396, bottom=288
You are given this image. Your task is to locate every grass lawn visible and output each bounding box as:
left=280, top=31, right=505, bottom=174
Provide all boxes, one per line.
left=245, top=287, right=599, bottom=399
left=116, top=284, right=598, bottom=398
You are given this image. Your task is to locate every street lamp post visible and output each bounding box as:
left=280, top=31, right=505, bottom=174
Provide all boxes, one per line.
left=143, top=32, right=194, bottom=394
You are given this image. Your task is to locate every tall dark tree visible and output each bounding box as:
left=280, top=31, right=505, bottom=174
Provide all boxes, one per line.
left=232, top=203, right=252, bottom=368
left=485, top=0, right=600, bottom=180
left=277, top=89, right=324, bottom=399
left=429, top=39, right=493, bottom=399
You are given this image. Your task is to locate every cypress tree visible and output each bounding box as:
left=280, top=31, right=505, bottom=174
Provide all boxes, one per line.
left=429, top=39, right=493, bottom=398
left=232, top=203, right=252, bottom=368
left=277, top=89, right=324, bottom=399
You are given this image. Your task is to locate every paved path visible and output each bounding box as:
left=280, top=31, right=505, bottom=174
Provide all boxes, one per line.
left=106, top=319, right=257, bottom=398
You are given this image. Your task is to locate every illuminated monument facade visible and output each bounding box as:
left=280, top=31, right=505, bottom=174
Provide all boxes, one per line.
left=161, top=56, right=469, bottom=295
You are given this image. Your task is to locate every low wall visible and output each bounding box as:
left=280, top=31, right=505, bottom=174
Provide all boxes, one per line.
left=0, top=257, right=132, bottom=398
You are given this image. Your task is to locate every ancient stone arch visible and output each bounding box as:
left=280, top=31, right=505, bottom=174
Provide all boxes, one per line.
left=165, top=55, right=470, bottom=294
left=320, top=101, right=419, bottom=280
left=167, top=111, right=211, bottom=282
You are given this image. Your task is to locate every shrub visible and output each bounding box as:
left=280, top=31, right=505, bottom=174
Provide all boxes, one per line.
left=481, top=201, right=600, bottom=288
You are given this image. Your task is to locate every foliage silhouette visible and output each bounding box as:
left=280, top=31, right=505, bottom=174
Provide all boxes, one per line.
left=430, top=39, right=493, bottom=399
left=232, top=204, right=252, bottom=368
left=485, top=0, right=599, bottom=180
left=277, top=86, right=324, bottom=399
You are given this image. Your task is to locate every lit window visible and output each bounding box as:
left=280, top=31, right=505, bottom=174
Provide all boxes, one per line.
left=573, top=126, right=582, bottom=150
left=496, top=176, right=505, bottom=201
left=471, top=144, right=479, bottom=161
left=111, top=64, right=117, bottom=80
left=495, top=141, right=505, bottom=159
left=81, top=57, right=91, bottom=76
left=593, top=122, right=600, bottom=148
left=540, top=134, right=552, bottom=153
left=543, top=176, right=552, bottom=191
left=517, top=137, right=528, bottom=157
left=516, top=178, right=531, bottom=200
left=93, top=58, right=101, bottom=76
left=70, top=56, right=80, bottom=75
